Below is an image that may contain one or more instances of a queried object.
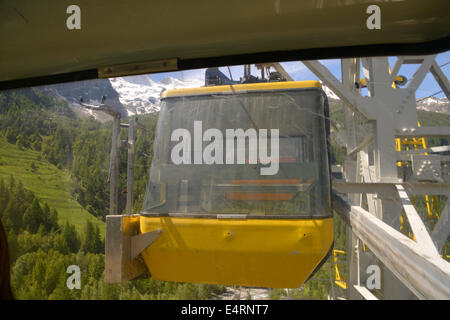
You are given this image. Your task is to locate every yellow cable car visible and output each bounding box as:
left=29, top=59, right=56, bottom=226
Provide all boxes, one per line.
left=139, top=70, right=333, bottom=288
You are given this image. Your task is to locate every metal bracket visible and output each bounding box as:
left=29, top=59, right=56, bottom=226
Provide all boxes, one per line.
left=131, top=229, right=162, bottom=260
left=105, top=215, right=161, bottom=283
left=412, top=154, right=442, bottom=182
left=98, top=58, right=178, bottom=78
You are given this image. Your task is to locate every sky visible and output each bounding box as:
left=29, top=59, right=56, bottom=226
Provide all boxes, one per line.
left=148, top=51, right=450, bottom=99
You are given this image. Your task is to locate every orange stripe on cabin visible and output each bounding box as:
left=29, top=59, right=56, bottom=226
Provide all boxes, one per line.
left=279, top=158, right=296, bottom=163
left=226, top=193, right=295, bottom=201
left=228, top=179, right=302, bottom=185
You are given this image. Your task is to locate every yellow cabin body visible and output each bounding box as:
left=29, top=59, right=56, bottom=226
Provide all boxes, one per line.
left=139, top=80, right=333, bottom=288
left=140, top=216, right=333, bottom=288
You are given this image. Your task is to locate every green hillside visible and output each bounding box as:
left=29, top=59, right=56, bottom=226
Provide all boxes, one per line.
left=0, top=137, right=104, bottom=235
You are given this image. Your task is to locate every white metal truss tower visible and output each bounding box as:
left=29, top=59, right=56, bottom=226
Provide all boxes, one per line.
left=294, top=56, right=450, bottom=299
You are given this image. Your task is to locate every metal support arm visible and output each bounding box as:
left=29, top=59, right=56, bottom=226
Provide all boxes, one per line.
left=105, top=215, right=161, bottom=283
left=333, top=192, right=450, bottom=300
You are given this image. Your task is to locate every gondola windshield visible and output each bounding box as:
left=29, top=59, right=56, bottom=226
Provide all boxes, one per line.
left=143, top=87, right=330, bottom=218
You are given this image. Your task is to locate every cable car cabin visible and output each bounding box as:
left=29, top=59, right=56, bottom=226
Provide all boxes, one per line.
left=139, top=79, right=333, bottom=288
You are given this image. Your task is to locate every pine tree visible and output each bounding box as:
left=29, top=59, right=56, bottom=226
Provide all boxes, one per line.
left=41, top=203, right=50, bottom=230
left=61, top=222, right=81, bottom=254
left=40, top=202, right=56, bottom=233
left=52, top=233, right=69, bottom=254
left=7, top=229, right=18, bottom=261
left=0, top=178, right=9, bottom=215
left=82, top=220, right=95, bottom=254
left=16, top=133, right=28, bottom=150
left=15, top=180, right=27, bottom=207
left=23, top=198, right=43, bottom=233
left=48, top=272, right=73, bottom=300
left=48, top=208, right=59, bottom=232
left=5, top=127, right=17, bottom=144
left=93, top=225, right=104, bottom=254
left=8, top=175, right=15, bottom=191
left=30, top=133, right=42, bottom=151
left=37, top=224, right=46, bottom=236
left=4, top=198, right=21, bottom=232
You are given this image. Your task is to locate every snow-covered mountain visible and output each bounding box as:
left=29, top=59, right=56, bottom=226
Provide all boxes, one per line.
left=416, top=97, right=450, bottom=114
left=110, top=76, right=343, bottom=115
left=45, top=78, right=127, bottom=122
left=44, top=75, right=204, bottom=120
left=47, top=74, right=449, bottom=119
left=109, top=75, right=204, bottom=115
left=321, top=82, right=340, bottom=100
left=320, top=82, right=449, bottom=114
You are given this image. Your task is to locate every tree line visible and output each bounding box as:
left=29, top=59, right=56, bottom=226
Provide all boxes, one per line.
left=0, top=176, right=224, bottom=299
left=0, top=88, right=158, bottom=219
left=0, top=89, right=225, bottom=300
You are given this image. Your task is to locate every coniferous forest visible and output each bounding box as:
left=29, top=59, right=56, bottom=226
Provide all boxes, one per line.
left=0, top=87, right=448, bottom=300
left=0, top=88, right=226, bottom=299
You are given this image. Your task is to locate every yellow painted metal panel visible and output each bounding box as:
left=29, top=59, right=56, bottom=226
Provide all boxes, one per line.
left=161, top=80, right=322, bottom=98
left=139, top=216, right=333, bottom=288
